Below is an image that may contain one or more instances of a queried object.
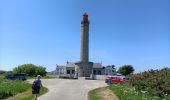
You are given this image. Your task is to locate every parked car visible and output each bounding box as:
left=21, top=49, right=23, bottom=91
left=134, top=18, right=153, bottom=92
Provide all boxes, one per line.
left=105, top=76, right=129, bottom=84
left=5, top=73, right=27, bottom=80
left=105, top=76, right=112, bottom=83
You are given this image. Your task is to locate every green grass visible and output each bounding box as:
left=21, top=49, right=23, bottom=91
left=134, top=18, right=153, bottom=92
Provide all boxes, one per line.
left=0, top=73, right=6, bottom=78
left=17, top=87, right=48, bottom=100
left=0, top=77, right=48, bottom=100
left=108, top=83, right=170, bottom=100
left=88, top=88, right=102, bottom=100
left=88, top=83, right=170, bottom=100
left=0, top=77, right=31, bottom=99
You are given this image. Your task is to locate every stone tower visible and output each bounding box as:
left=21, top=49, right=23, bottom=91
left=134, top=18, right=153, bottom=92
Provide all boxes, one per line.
left=80, top=13, right=89, bottom=63
left=75, top=13, right=93, bottom=77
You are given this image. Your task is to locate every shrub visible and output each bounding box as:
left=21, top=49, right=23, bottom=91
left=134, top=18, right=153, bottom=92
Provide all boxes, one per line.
left=13, top=64, right=47, bottom=76
left=0, top=70, right=6, bottom=74
left=130, top=67, right=170, bottom=97
left=118, top=65, right=134, bottom=76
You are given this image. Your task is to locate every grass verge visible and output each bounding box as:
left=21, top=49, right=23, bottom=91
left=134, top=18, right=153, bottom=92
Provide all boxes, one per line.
left=88, top=87, right=119, bottom=100
left=8, top=86, right=48, bottom=100
left=88, top=83, right=170, bottom=100
left=88, top=88, right=102, bottom=100
left=108, top=83, right=170, bottom=100
left=0, top=78, right=31, bottom=99
left=0, top=77, right=48, bottom=100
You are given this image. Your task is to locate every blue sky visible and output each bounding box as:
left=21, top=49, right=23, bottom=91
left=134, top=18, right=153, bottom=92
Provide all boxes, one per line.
left=0, top=0, right=170, bottom=72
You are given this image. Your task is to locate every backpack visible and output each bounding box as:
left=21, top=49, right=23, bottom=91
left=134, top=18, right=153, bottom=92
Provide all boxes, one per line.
left=32, top=80, right=40, bottom=94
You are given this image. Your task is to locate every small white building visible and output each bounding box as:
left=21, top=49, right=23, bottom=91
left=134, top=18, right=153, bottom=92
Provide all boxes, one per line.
left=52, top=62, right=118, bottom=79
left=54, top=62, right=106, bottom=78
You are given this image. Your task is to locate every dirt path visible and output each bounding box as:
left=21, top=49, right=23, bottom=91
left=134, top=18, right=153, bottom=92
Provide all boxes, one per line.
left=98, top=87, right=119, bottom=100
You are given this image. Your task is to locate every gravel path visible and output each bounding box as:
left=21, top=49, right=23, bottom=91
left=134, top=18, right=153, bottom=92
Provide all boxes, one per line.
left=28, top=78, right=107, bottom=100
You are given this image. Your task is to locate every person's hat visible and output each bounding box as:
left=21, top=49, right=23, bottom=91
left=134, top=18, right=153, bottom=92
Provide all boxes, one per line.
left=37, top=75, right=41, bottom=78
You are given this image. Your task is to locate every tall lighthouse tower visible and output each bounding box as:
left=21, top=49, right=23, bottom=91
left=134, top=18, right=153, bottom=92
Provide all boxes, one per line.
left=75, top=13, right=93, bottom=77
left=80, top=13, right=89, bottom=63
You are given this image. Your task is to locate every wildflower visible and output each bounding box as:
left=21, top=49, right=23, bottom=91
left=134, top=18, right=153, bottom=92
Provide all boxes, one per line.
left=153, top=96, right=160, bottom=99
left=141, top=90, right=147, bottom=93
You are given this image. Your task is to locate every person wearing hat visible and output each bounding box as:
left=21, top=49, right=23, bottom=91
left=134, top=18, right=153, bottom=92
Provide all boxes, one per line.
left=32, top=75, right=43, bottom=100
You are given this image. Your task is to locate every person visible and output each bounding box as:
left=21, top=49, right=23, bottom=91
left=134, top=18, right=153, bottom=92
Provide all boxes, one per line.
left=32, top=75, right=43, bottom=100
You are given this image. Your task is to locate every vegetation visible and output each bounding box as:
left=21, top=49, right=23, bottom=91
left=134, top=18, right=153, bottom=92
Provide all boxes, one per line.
left=130, top=67, right=170, bottom=97
left=88, top=88, right=101, bottom=100
left=8, top=86, right=48, bottom=100
left=13, top=64, right=47, bottom=76
left=0, top=64, right=48, bottom=99
left=105, top=65, right=116, bottom=70
left=89, top=83, right=170, bottom=100
left=89, top=67, right=170, bottom=100
left=118, top=65, right=134, bottom=76
left=0, top=70, right=13, bottom=77
left=0, top=70, right=6, bottom=74
left=0, top=77, right=31, bottom=99
left=0, top=77, right=48, bottom=99
left=108, top=83, right=170, bottom=100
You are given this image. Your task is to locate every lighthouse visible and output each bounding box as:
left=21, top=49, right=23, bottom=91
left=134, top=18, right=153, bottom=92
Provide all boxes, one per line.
left=55, top=13, right=104, bottom=78
left=80, top=13, right=89, bottom=63
left=75, top=13, right=93, bottom=77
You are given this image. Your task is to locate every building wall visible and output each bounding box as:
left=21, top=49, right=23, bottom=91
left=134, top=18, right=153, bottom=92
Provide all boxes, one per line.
left=55, top=63, right=113, bottom=78
left=75, top=62, right=93, bottom=77
left=93, top=68, right=105, bottom=75
left=94, top=75, right=107, bottom=80
left=105, top=69, right=117, bottom=75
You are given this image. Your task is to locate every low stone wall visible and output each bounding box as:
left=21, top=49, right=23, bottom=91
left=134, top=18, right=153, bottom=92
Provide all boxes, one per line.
left=48, top=74, right=59, bottom=78
left=94, top=75, right=107, bottom=80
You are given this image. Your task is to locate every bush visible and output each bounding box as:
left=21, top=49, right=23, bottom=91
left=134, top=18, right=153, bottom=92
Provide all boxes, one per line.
left=118, top=65, right=134, bottom=76
left=0, top=70, right=6, bottom=74
left=13, top=64, right=47, bottom=76
left=130, top=67, right=170, bottom=97
left=108, top=83, right=170, bottom=100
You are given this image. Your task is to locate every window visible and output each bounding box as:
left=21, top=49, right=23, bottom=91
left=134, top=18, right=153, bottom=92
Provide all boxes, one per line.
left=98, top=70, right=101, bottom=75
left=93, top=70, right=96, bottom=75
left=72, top=70, right=75, bottom=74
left=67, top=70, right=70, bottom=74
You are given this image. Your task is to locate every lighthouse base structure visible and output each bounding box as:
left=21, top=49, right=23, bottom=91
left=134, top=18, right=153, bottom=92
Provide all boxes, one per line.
left=75, top=62, right=93, bottom=77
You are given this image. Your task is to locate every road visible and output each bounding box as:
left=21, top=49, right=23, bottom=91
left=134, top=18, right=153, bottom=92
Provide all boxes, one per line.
left=29, top=78, right=107, bottom=100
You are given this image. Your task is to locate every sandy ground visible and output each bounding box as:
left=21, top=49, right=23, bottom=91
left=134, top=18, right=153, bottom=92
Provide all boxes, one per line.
left=98, top=87, right=119, bottom=100
left=28, top=78, right=107, bottom=100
